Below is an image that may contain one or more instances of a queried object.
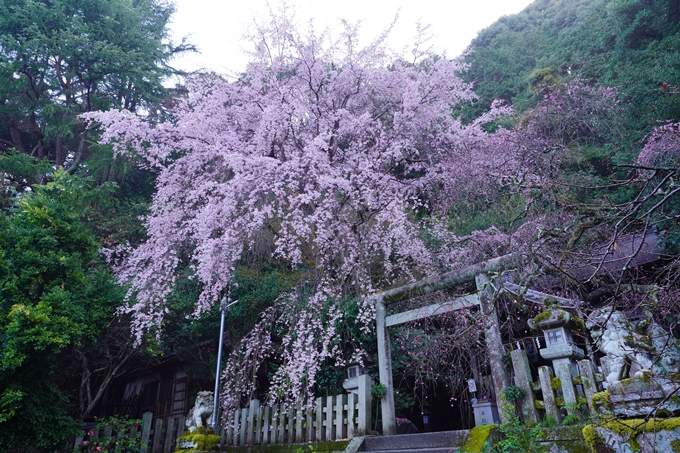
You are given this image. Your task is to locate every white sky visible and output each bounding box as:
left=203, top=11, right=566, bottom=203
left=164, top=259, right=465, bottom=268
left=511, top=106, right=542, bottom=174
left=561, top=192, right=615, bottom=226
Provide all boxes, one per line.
left=168, top=0, right=533, bottom=77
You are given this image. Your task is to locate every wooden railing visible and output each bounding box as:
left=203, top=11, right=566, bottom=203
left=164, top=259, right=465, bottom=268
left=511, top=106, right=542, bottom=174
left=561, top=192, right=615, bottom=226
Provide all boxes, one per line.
left=72, top=375, right=372, bottom=452
left=72, top=412, right=185, bottom=453
left=224, top=374, right=372, bottom=446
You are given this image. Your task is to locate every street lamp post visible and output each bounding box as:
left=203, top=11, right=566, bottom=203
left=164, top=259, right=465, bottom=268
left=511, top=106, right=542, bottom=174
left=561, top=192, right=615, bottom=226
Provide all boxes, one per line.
left=212, top=297, right=238, bottom=433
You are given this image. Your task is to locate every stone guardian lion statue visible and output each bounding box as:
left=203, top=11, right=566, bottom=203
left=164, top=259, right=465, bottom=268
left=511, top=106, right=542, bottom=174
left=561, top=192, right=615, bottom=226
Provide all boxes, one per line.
left=587, top=307, right=680, bottom=384
left=186, top=390, right=214, bottom=432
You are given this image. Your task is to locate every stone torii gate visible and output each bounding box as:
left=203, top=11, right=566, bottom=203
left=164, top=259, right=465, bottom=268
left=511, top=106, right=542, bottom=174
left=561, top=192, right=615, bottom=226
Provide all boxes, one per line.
left=370, top=254, right=582, bottom=435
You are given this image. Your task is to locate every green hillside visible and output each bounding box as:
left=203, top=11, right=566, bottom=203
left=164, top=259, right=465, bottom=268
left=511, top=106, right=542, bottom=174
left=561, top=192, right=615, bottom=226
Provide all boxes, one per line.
left=463, top=0, right=680, bottom=140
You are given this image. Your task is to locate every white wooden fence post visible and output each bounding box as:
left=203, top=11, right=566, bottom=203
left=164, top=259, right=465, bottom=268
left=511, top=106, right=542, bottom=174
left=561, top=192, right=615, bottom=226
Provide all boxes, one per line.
left=163, top=417, right=175, bottom=453
left=232, top=409, right=241, bottom=446
left=325, top=396, right=334, bottom=440
left=151, top=418, right=164, bottom=453
left=247, top=399, right=258, bottom=444
left=315, top=397, right=324, bottom=441
left=347, top=392, right=356, bottom=439
left=278, top=406, right=287, bottom=443
left=295, top=405, right=303, bottom=443
left=306, top=404, right=314, bottom=442
left=239, top=407, right=248, bottom=446
left=262, top=406, right=271, bottom=444
left=286, top=408, right=294, bottom=444
left=255, top=403, right=264, bottom=445
left=335, top=394, right=347, bottom=439
left=141, top=412, right=153, bottom=453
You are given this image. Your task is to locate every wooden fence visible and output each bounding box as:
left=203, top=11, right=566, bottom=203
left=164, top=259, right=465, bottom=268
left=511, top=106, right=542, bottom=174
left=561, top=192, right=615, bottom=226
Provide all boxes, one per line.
left=72, top=375, right=371, bottom=451
left=72, top=413, right=185, bottom=453
left=223, top=374, right=372, bottom=446
left=509, top=349, right=606, bottom=424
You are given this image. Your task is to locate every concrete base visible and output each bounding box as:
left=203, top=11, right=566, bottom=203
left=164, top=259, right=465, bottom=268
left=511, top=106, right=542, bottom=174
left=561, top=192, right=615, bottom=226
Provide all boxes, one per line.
left=472, top=401, right=500, bottom=427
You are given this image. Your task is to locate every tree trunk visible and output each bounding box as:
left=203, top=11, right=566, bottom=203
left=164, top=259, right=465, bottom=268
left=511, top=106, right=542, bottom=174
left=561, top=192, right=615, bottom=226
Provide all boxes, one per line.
left=1, top=115, right=25, bottom=152
left=76, top=345, right=136, bottom=420
left=55, top=135, right=64, bottom=166
left=67, top=133, right=86, bottom=173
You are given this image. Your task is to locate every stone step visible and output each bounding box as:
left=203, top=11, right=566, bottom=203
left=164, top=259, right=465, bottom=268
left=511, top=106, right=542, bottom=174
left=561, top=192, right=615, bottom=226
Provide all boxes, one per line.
left=364, top=431, right=470, bottom=451
left=365, top=448, right=459, bottom=453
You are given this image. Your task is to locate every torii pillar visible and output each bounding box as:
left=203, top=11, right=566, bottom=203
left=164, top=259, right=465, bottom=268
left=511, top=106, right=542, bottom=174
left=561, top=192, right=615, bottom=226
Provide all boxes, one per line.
left=376, top=300, right=397, bottom=435
left=476, top=273, right=511, bottom=423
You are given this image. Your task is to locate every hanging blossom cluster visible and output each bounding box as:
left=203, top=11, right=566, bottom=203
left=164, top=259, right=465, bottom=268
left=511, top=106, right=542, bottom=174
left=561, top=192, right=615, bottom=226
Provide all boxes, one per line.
left=220, top=292, right=347, bottom=413
left=637, top=121, right=680, bottom=168
left=84, top=15, right=509, bottom=406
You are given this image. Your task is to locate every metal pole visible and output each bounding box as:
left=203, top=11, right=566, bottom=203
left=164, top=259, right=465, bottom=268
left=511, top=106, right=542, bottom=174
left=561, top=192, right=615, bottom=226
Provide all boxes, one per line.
left=212, top=298, right=238, bottom=432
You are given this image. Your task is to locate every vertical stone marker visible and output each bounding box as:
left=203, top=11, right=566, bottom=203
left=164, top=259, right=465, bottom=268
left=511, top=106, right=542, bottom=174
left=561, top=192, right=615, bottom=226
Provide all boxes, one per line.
left=511, top=349, right=539, bottom=423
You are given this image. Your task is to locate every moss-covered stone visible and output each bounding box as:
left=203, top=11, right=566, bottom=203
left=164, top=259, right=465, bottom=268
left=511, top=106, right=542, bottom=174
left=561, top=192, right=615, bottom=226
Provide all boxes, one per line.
left=537, top=426, right=590, bottom=453
left=671, top=438, right=680, bottom=452
left=551, top=377, right=562, bottom=390
left=460, top=424, right=496, bottom=453
left=570, top=316, right=586, bottom=331
left=175, top=429, right=221, bottom=453
left=583, top=417, right=680, bottom=453
left=532, top=310, right=553, bottom=325
left=591, top=391, right=612, bottom=410
left=582, top=424, right=603, bottom=453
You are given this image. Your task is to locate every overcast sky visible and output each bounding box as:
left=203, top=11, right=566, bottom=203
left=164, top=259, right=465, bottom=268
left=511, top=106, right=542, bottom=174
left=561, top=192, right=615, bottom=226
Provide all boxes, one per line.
left=168, top=0, right=534, bottom=76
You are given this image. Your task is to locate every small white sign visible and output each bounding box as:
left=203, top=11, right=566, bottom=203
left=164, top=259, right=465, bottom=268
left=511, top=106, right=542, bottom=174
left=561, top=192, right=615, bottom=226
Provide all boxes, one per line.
left=467, top=379, right=477, bottom=393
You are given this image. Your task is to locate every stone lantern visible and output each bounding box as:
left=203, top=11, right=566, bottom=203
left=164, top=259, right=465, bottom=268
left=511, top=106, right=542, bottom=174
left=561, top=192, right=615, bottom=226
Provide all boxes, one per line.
left=528, top=307, right=584, bottom=414
left=342, top=363, right=368, bottom=395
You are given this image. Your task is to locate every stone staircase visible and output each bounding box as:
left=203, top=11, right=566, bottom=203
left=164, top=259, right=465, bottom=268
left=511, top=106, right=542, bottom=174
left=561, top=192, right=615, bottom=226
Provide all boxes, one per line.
left=362, top=431, right=471, bottom=453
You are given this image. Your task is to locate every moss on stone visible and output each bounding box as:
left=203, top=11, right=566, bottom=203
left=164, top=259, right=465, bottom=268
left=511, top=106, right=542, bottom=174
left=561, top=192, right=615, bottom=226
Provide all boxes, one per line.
left=583, top=417, right=680, bottom=453
left=582, top=424, right=602, bottom=453
left=671, top=438, right=680, bottom=452
left=460, top=424, right=495, bottom=453
left=538, top=426, right=590, bottom=453
left=532, top=310, right=553, bottom=325
left=175, top=430, right=221, bottom=453
left=551, top=377, right=562, bottom=390
left=591, top=391, right=612, bottom=409
left=571, top=316, right=586, bottom=331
